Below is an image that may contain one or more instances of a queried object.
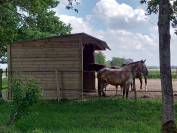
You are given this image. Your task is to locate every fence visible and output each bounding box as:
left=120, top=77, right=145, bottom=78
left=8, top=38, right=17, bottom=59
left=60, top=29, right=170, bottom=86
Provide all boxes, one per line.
left=1, top=69, right=177, bottom=100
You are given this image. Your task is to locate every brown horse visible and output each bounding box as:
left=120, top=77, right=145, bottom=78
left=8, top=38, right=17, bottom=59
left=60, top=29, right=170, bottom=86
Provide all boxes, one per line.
left=89, top=63, right=120, bottom=94
left=123, top=60, right=148, bottom=91
left=97, top=60, right=146, bottom=99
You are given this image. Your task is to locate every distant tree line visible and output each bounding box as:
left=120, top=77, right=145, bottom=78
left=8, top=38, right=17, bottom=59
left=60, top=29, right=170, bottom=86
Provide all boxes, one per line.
left=95, top=52, right=133, bottom=67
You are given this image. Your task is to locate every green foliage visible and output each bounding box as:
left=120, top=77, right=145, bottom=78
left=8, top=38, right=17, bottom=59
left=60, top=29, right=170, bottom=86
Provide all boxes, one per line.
left=8, top=79, right=41, bottom=125
left=0, top=0, right=72, bottom=57
left=66, top=0, right=80, bottom=13
left=111, top=57, right=124, bottom=67
left=140, top=0, right=177, bottom=30
left=105, top=60, right=111, bottom=67
left=140, top=0, right=160, bottom=14
left=95, top=52, right=106, bottom=65
left=2, top=78, right=8, bottom=90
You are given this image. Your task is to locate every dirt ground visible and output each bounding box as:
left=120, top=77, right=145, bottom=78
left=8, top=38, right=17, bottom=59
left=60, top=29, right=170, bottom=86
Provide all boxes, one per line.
left=84, top=79, right=177, bottom=99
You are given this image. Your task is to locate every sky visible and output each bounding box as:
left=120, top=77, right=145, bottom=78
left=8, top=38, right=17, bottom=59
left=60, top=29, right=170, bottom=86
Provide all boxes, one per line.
left=53, top=0, right=177, bottom=66
left=0, top=0, right=175, bottom=69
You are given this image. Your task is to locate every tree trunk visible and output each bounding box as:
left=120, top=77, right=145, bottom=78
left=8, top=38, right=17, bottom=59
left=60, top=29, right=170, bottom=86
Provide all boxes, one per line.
left=158, top=0, right=177, bottom=132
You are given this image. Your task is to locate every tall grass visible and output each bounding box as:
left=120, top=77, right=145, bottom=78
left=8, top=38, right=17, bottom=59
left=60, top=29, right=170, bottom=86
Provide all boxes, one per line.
left=0, top=98, right=165, bottom=133
left=148, top=70, right=177, bottom=79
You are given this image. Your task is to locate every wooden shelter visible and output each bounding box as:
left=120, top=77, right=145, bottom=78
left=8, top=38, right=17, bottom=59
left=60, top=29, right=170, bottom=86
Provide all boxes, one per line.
left=8, top=33, right=110, bottom=100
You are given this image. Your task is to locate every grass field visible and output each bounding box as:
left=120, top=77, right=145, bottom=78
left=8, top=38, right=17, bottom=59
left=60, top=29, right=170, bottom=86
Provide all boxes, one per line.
left=0, top=98, right=168, bottom=133
left=0, top=72, right=176, bottom=132
left=148, top=70, right=177, bottom=79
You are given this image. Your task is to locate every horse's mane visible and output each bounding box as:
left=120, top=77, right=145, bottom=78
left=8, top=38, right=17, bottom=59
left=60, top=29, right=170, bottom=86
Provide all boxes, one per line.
left=89, top=63, right=106, bottom=72
left=124, top=60, right=144, bottom=66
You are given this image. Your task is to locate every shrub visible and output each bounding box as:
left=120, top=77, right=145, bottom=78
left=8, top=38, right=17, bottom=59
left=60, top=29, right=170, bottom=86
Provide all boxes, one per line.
left=7, top=79, right=41, bottom=125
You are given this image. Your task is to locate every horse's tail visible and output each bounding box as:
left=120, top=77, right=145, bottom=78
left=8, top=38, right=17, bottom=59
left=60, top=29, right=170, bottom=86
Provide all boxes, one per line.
left=144, top=66, right=148, bottom=91
left=144, top=66, right=148, bottom=76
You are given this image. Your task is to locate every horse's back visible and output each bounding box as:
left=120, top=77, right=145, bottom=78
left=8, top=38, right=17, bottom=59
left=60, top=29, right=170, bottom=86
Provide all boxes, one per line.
left=97, top=67, right=131, bottom=86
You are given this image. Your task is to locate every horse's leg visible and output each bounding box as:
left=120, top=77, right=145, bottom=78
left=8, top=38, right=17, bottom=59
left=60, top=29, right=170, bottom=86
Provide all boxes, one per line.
left=98, top=78, right=102, bottom=97
left=131, top=78, right=135, bottom=91
left=102, top=82, right=106, bottom=97
left=139, top=77, right=142, bottom=90
left=133, top=78, right=137, bottom=100
left=119, top=85, right=122, bottom=96
left=116, top=85, right=118, bottom=96
left=101, top=80, right=107, bottom=96
left=104, top=83, right=107, bottom=92
left=144, top=75, right=148, bottom=91
left=103, top=83, right=106, bottom=96
left=122, top=84, right=126, bottom=98
left=130, top=83, right=133, bottom=91
left=126, top=84, right=129, bottom=99
left=102, top=88, right=106, bottom=97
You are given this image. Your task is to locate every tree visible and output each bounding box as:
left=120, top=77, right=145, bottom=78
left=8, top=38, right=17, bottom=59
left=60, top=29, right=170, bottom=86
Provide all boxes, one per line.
left=95, top=52, right=106, bottom=65
left=105, top=60, right=111, bottom=67
left=111, top=57, right=124, bottom=67
left=0, top=0, right=72, bottom=57
left=0, top=0, right=72, bottom=99
left=141, top=0, right=177, bottom=132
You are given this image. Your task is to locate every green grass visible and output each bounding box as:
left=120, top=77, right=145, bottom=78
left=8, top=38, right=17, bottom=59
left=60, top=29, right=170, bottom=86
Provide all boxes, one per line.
left=148, top=70, right=177, bottom=79
left=0, top=98, right=165, bottom=133
left=2, top=78, right=8, bottom=89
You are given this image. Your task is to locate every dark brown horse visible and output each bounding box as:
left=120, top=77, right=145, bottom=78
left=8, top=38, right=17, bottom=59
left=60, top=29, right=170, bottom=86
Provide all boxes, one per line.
left=97, top=60, right=145, bottom=99
left=123, top=60, right=148, bottom=91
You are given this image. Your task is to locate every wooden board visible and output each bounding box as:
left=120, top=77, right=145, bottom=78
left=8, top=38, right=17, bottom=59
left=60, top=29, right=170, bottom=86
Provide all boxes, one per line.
left=10, top=39, right=83, bottom=99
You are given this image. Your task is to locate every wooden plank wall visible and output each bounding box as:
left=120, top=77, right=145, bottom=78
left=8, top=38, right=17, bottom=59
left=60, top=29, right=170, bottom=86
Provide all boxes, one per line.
left=9, top=39, right=83, bottom=100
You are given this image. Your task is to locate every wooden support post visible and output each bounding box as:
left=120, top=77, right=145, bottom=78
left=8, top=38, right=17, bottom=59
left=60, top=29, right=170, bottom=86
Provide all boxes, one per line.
left=7, top=45, right=12, bottom=100
left=80, top=40, right=83, bottom=100
left=55, top=70, right=60, bottom=102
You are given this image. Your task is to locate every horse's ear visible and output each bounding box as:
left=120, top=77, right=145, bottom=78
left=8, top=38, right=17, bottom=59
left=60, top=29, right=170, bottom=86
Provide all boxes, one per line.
left=143, top=59, right=146, bottom=63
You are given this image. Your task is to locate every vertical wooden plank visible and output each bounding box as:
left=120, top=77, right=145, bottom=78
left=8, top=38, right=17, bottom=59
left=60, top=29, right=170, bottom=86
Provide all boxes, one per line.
left=7, top=45, right=12, bottom=100
left=55, top=70, right=60, bottom=101
left=80, top=39, right=83, bottom=100
left=61, top=71, right=64, bottom=91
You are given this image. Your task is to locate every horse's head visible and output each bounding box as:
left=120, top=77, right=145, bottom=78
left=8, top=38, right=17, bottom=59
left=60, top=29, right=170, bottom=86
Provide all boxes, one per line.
left=135, top=60, right=148, bottom=75
left=124, top=60, right=147, bottom=75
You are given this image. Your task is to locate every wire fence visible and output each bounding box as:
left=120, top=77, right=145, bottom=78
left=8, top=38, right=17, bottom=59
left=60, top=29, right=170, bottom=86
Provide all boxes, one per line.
left=1, top=69, right=177, bottom=100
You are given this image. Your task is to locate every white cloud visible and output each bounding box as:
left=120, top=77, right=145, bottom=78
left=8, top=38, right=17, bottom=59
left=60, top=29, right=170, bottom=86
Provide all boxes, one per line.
left=58, top=13, right=158, bottom=65
left=93, top=0, right=148, bottom=30
left=59, top=15, right=94, bottom=34
left=99, top=29, right=158, bottom=65
left=54, top=0, right=161, bottom=65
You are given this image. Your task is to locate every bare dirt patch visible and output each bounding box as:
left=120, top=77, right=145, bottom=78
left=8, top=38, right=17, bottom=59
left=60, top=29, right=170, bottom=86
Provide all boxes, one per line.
left=84, top=79, right=177, bottom=99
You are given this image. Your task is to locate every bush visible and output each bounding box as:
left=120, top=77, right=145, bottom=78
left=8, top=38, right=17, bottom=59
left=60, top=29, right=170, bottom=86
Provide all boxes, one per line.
left=7, top=79, right=41, bottom=125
